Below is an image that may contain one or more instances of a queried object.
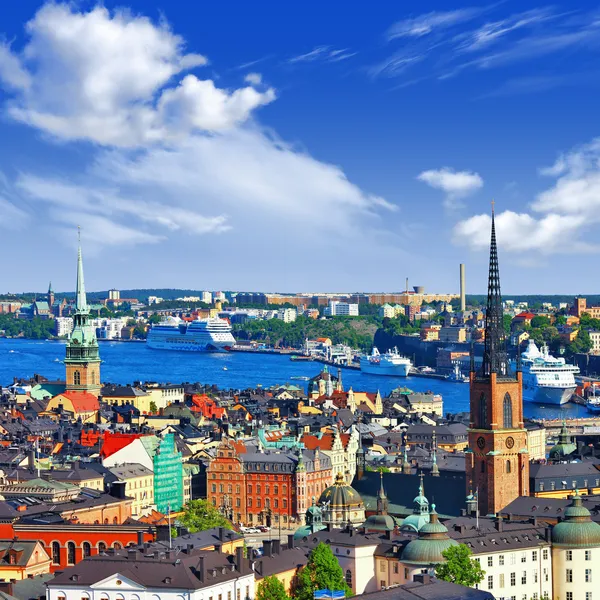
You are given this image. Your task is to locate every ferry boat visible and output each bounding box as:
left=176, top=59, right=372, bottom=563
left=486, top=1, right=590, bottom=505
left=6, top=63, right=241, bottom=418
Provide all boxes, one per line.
left=511, top=340, right=579, bottom=405
left=446, top=363, right=469, bottom=383
left=360, top=347, right=412, bottom=377
left=586, top=385, right=600, bottom=413
left=146, top=316, right=236, bottom=352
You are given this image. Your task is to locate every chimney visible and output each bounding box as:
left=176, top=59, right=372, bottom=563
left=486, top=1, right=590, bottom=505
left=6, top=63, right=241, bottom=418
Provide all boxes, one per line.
left=385, top=529, right=393, bottom=540
left=545, top=527, right=552, bottom=542
left=530, top=517, right=538, bottom=527
left=262, top=540, right=272, bottom=557
left=127, top=549, right=138, bottom=560
left=413, top=573, right=431, bottom=585
left=235, top=546, right=245, bottom=571
left=109, top=481, right=127, bottom=499
left=496, top=516, right=504, bottom=532
left=272, top=539, right=281, bottom=555
left=214, top=544, right=222, bottom=554
left=187, top=544, right=194, bottom=554
left=287, top=534, right=295, bottom=549
left=137, top=530, right=145, bottom=546
left=459, top=264, right=466, bottom=312
left=218, top=526, right=225, bottom=541
left=196, top=556, right=204, bottom=582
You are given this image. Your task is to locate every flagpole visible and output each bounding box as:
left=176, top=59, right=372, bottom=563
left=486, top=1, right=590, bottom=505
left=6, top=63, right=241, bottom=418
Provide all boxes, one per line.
left=167, top=504, right=172, bottom=549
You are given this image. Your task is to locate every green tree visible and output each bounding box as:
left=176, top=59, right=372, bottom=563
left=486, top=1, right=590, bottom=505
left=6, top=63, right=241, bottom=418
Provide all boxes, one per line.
left=568, top=328, right=593, bottom=355
left=149, top=401, right=158, bottom=414
left=178, top=499, right=232, bottom=533
left=531, top=316, right=551, bottom=329
left=503, top=314, right=512, bottom=335
left=294, top=542, right=351, bottom=600
left=257, top=576, right=290, bottom=600
left=435, top=544, right=485, bottom=587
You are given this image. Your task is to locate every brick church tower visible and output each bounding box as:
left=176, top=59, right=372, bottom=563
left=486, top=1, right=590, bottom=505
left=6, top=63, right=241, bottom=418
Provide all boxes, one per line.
left=64, top=232, right=101, bottom=396
left=466, top=208, right=529, bottom=515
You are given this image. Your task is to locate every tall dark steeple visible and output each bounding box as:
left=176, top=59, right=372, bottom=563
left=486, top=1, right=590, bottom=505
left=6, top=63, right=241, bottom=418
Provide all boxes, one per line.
left=480, top=203, right=509, bottom=378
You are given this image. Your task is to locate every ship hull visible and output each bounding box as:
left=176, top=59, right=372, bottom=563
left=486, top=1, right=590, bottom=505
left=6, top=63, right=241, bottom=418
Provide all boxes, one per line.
left=147, top=338, right=232, bottom=352
left=360, top=361, right=411, bottom=377
left=524, top=384, right=575, bottom=405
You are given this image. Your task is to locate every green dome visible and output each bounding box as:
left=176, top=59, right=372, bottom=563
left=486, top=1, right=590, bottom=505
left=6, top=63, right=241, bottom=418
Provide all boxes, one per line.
left=549, top=422, right=577, bottom=460
left=294, top=523, right=326, bottom=540
left=401, top=513, right=430, bottom=533
left=362, top=514, right=396, bottom=532
left=401, top=506, right=458, bottom=564
left=552, top=492, right=600, bottom=548
left=319, top=473, right=363, bottom=509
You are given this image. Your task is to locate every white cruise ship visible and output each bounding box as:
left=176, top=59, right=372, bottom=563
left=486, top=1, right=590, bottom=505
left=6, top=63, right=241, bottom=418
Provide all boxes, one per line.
left=511, top=340, right=579, bottom=405
left=147, top=316, right=236, bottom=352
left=360, top=347, right=412, bottom=377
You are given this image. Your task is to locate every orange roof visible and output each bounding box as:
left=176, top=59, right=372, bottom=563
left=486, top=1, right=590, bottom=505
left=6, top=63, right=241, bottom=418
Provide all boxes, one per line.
left=515, top=311, right=536, bottom=319
left=301, top=432, right=351, bottom=451
left=231, top=440, right=247, bottom=454
left=56, top=390, right=100, bottom=412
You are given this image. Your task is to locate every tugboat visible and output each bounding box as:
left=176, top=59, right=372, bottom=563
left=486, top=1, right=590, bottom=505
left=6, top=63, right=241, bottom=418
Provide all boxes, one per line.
left=446, top=363, right=469, bottom=383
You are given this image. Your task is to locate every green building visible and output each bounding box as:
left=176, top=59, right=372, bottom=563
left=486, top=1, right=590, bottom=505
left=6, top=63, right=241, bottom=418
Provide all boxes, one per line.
left=153, top=433, right=184, bottom=513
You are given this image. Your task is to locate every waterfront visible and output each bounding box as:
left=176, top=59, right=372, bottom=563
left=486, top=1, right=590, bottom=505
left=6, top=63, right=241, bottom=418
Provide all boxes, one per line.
left=0, top=338, right=588, bottom=419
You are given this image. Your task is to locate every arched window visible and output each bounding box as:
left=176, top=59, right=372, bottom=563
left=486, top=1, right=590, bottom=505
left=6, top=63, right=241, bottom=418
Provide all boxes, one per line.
left=479, top=393, right=487, bottom=428
left=91, top=372, right=96, bottom=385
left=113, top=542, right=122, bottom=550
left=345, top=569, right=352, bottom=587
left=503, top=393, right=513, bottom=429
left=98, top=542, right=107, bottom=553
left=51, top=542, right=61, bottom=565
left=82, top=542, right=91, bottom=558
left=73, top=370, right=81, bottom=385
left=506, top=460, right=512, bottom=473
left=67, top=541, right=76, bottom=564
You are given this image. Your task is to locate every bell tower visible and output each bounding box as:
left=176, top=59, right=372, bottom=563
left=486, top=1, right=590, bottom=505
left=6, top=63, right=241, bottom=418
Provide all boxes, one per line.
left=466, top=205, right=529, bottom=515
left=65, top=230, right=101, bottom=396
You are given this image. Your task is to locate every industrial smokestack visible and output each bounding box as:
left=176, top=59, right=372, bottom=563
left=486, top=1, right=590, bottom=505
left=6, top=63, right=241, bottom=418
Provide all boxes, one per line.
left=460, top=263, right=466, bottom=312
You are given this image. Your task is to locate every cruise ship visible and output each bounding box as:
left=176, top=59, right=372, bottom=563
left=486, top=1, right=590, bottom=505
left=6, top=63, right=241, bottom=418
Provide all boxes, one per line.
left=360, top=347, right=412, bottom=377
left=511, top=340, right=579, bottom=405
left=146, top=316, right=236, bottom=352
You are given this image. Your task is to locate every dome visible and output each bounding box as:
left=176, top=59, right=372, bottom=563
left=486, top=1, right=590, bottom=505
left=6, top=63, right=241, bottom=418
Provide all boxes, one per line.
left=401, top=475, right=430, bottom=532
left=401, top=505, right=458, bottom=565
left=362, top=513, right=396, bottom=532
left=401, top=513, right=430, bottom=533
left=552, top=492, right=600, bottom=548
left=319, top=473, right=364, bottom=509
left=294, top=500, right=326, bottom=540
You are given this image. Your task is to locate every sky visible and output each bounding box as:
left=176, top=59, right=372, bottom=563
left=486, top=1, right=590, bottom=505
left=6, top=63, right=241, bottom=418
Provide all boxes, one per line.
left=1, top=1, right=600, bottom=295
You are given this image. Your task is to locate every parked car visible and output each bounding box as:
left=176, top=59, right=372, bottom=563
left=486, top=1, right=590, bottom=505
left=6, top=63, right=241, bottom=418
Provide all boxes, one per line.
left=257, top=526, right=271, bottom=532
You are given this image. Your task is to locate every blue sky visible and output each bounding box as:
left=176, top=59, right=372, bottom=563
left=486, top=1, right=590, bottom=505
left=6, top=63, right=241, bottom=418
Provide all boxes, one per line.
left=1, top=1, right=600, bottom=295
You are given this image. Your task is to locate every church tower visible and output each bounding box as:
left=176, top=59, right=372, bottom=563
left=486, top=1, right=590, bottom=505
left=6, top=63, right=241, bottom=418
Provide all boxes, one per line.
left=65, top=233, right=101, bottom=396
left=47, top=282, right=55, bottom=311
left=466, top=207, right=529, bottom=515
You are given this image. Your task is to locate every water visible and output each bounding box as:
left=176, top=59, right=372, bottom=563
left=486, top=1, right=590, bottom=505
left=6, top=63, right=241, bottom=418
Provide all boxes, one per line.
left=0, top=339, right=588, bottom=420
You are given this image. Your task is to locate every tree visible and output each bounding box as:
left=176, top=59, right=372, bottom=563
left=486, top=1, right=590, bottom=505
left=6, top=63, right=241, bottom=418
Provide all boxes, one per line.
left=435, top=544, right=484, bottom=587
left=257, top=576, right=290, bottom=600
left=531, top=316, right=551, bottom=329
left=503, top=314, right=512, bottom=335
left=294, top=542, right=351, bottom=600
left=568, top=328, right=593, bottom=355
left=178, top=499, right=232, bottom=533
left=148, top=401, right=158, bottom=414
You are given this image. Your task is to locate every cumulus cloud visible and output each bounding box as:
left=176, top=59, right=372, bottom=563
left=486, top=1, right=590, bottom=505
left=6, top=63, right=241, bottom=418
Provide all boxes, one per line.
left=453, top=137, right=600, bottom=255
left=417, top=167, right=483, bottom=208
left=0, top=3, right=275, bottom=146
left=0, top=3, right=393, bottom=258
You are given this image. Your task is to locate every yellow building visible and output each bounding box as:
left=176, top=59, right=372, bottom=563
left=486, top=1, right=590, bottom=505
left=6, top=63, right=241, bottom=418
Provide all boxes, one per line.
left=0, top=540, right=52, bottom=580
left=106, top=464, right=155, bottom=518
left=102, top=386, right=154, bottom=413
left=44, top=391, right=99, bottom=423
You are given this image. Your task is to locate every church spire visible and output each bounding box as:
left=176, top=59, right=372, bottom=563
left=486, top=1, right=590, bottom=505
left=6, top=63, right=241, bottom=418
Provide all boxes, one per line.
left=377, top=471, right=388, bottom=515
left=481, top=202, right=508, bottom=377
left=75, top=227, right=88, bottom=313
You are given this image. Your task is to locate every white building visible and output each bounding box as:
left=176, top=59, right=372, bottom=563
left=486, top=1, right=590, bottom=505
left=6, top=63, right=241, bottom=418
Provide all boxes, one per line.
left=148, top=296, right=164, bottom=305
left=55, top=317, right=74, bottom=337
left=200, top=291, right=213, bottom=304
left=90, top=317, right=129, bottom=340
left=588, top=330, right=600, bottom=353
left=277, top=307, right=297, bottom=323
left=324, top=301, right=359, bottom=317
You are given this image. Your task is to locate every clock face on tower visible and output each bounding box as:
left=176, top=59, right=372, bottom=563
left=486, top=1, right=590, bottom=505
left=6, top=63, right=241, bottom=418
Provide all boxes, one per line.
left=477, top=436, right=486, bottom=450
left=506, top=436, right=515, bottom=449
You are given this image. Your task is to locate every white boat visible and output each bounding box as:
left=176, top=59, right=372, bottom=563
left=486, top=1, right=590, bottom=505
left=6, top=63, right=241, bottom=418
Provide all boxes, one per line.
left=511, top=340, right=579, bottom=405
left=147, top=316, right=236, bottom=352
left=360, top=347, right=412, bottom=377
left=447, top=363, right=469, bottom=383
left=586, top=385, right=600, bottom=413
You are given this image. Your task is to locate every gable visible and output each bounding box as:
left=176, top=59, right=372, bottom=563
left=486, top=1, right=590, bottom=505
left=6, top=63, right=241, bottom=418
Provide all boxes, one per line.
left=90, top=573, right=145, bottom=591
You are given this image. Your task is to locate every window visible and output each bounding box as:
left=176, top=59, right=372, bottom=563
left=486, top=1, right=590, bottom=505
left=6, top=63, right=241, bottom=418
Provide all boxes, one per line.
left=248, top=484, right=252, bottom=494
left=566, top=550, right=573, bottom=561
left=521, top=552, right=526, bottom=563
left=532, top=550, right=537, bottom=561
left=236, top=498, right=240, bottom=508
left=487, top=575, right=493, bottom=590
left=488, top=556, right=493, bottom=567
left=499, top=574, right=505, bottom=588
left=544, top=568, right=548, bottom=582
left=586, top=550, right=592, bottom=560
left=586, top=569, right=592, bottom=583
left=73, top=370, right=81, bottom=385
left=237, top=591, right=241, bottom=600
left=283, top=499, right=287, bottom=509
left=566, top=593, right=573, bottom=600
left=533, top=569, right=538, bottom=583
left=510, top=573, right=516, bottom=587
left=274, top=499, right=278, bottom=508
left=67, top=542, right=76, bottom=564
left=83, top=542, right=91, bottom=558
left=257, top=498, right=261, bottom=508
left=274, top=485, right=279, bottom=494
left=586, top=593, right=592, bottom=600
left=246, top=586, right=250, bottom=600
left=510, top=554, right=516, bottom=565
left=543, top=549, right=549, bottom=560
left=248, top=498, right=252, bottom=507
left=499, top=554, right=505, bottom=566
left=228, top=592, right=232, bottom=600
left=380, top=581, right=385, bottom=590
left=503, top=393, right=513, bottom=428
left=380, top=562, right=386, bottom=572
left=345, top=570, right=352, bottom=586
left=98, top=542, right=106, bottom=553
left=52, top=542, right=61, bottom=564
left=393, top=563, right=399, bottom=574
left=479, top=393, right=487, bottom=427
left=257, top=485, right=261, bottom=494
left=521, top=571, right=527, bottom=585
left=566, top=569, right=573, bottom=583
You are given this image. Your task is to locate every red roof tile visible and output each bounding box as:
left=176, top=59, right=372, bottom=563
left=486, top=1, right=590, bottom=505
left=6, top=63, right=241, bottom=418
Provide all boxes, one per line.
left=100, top=431, right=147, bottom=459
left=57, top=390, right=100, bottom=413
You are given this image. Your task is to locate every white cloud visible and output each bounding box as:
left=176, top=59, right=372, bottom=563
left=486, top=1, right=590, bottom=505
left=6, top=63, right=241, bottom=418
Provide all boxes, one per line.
left=453, top=137, right=600, bottom=255
left=244, top=72, right=262, bottom=85
left=287, top=46, right=356, bottom=64
left=0, top=3, right=275, bottom=146
left=387, top=9, right=482, bottom=40
left=417, top=167, right=483, bottom=208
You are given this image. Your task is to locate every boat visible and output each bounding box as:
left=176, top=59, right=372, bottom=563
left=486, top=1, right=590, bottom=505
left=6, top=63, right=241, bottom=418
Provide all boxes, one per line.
left=147, top=316, right=236, bottom=352
left=586, top=384, right=600, bottom=413
left=510, top=340, right=579, bottom=405
left=446, top=363, right=469, bottom=383
left=223, top=366, right=228, bottom=371
left=360, top=347, right=412, bottom=377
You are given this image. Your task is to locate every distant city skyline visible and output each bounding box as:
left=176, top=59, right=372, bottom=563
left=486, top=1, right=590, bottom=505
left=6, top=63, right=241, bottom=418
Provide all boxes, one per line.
left=1, top=1, right=600, bottom=293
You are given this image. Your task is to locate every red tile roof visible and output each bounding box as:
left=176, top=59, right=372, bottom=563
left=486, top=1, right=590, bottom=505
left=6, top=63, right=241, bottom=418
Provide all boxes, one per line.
left=56, top=390, right=100, bottom=413
left=515, top=312, right=536, bottom=319
left=100, top=431, right=146, bottom=459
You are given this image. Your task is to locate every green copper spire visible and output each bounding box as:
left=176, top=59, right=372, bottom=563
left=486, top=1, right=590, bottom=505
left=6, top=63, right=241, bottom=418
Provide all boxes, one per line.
left=76, top=227, right=88, bottom=313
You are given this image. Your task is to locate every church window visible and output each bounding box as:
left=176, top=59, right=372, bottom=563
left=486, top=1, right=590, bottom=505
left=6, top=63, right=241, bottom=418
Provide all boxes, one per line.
left=98, top=542, right=106, bottom=553
left=83, top=542, right=91, bottom=558
left=479, top=393, right=487, bottom=427
left=67, top=542, right=76, bottom=564
left=503, top=393, right=513, bottom=428
left=52, top=542, right=61, bottom=564
left=74, top=370, right=81, bottom=385
left=506, top=460, right=512, bottom=473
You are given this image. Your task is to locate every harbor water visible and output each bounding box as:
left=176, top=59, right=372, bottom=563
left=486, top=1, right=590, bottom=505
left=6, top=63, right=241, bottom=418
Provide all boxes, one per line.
left=0, top=339, right=588, bottom=420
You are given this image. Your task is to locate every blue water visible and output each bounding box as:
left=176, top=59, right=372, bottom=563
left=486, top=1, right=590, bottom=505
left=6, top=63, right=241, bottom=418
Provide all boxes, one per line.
left=0, top=339, right=588, bottom=420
